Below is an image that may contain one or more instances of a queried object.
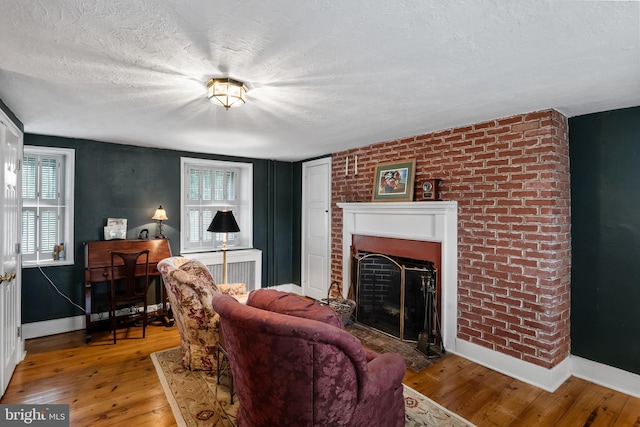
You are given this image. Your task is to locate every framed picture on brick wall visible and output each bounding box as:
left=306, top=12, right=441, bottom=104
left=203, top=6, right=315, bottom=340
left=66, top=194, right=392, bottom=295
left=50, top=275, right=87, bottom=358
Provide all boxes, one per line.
left=372, top=158, right=416, bottom=202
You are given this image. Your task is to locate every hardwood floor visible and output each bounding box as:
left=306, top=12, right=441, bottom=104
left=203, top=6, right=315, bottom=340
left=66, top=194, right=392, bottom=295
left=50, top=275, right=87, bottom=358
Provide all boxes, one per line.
left=2, top=325, right=639, bottom=427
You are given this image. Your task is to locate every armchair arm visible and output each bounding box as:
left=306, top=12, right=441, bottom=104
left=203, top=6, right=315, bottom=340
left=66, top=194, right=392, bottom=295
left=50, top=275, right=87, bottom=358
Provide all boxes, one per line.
left=363, top=348, right=380, bottom=362
left=361, top=352, right=406, bottom=399
left=217, top=283, right=247, bottom=296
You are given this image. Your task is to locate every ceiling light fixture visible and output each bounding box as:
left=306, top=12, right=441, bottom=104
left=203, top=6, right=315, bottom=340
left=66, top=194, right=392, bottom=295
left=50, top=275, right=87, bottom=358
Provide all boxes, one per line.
left=206, top=78, right=247, bottom=110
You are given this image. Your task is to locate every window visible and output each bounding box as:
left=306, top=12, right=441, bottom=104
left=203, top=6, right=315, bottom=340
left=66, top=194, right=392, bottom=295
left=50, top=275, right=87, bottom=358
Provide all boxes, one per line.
left=22, top=147, right=75, bottom=266
left=180, top=158, right=252, bottom=253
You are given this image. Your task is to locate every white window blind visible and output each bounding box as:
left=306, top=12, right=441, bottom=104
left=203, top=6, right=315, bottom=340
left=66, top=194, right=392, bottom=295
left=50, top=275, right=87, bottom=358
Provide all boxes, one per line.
left=181, top=158, right=252, bottom=253
left=22, top=147, right=75, bottom=266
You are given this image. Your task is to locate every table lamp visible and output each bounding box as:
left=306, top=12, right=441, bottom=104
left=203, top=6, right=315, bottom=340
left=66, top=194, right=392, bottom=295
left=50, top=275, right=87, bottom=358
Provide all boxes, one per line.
left=207, top=210, right=240, bottom=284
left=152, top=206, right=168, bottom=239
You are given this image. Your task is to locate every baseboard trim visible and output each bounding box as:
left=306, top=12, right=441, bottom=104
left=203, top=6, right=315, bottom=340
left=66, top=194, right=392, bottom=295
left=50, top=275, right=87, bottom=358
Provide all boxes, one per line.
left=454, top=339, right=571, bottom=392
left=454, top=340, right=640, bottom=397
left=571, top=355, right=640, bottom=398
left=268, top=283, right=303, bottom=294
left=22, top=316, right=85, bottom=340
left=22, top=303, right=165, bottom=340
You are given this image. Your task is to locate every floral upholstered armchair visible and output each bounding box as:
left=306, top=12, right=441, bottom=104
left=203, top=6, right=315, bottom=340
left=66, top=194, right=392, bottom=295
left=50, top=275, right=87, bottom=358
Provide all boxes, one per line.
left=158, top=256, right=246, bottom=371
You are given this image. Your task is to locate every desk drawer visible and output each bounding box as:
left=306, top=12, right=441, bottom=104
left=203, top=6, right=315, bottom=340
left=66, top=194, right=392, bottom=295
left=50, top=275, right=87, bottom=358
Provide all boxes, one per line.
left=85, top=263, right=159, bottom=283
left=87, top=267, right=111, bottom=282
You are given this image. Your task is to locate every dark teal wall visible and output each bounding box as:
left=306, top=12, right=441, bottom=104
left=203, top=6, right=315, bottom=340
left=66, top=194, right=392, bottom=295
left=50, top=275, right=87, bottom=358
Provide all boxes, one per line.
left=265, top=161, right=295, bottom=285
left=569, top=106, right=640, bottom=375
left=21, top=134, right=301, bottom=324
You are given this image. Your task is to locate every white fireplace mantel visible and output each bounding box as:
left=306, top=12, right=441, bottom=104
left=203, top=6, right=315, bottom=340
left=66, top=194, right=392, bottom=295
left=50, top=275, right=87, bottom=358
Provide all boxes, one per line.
left=337, top=201, right=458, bottom=352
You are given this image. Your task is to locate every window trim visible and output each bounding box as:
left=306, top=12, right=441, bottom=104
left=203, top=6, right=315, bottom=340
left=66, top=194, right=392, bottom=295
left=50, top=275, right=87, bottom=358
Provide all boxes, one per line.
left=21, top=146, right=75, bottom=268
left=180, top=157, right=253, bottom=254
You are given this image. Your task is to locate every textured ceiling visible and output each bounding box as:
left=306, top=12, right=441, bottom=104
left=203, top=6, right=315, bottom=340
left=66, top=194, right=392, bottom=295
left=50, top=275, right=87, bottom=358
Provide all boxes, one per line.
left=0, top=0, right=638, bottom=161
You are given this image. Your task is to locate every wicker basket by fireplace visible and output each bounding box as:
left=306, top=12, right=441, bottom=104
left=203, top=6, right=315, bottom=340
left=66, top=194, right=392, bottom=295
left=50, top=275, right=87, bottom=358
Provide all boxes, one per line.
left=320, top=281, right=356, bottom=326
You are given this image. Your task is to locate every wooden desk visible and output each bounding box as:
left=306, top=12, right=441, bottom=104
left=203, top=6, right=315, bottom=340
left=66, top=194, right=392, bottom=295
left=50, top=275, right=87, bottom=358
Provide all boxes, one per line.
left=84, top=239, right=172, bottom=343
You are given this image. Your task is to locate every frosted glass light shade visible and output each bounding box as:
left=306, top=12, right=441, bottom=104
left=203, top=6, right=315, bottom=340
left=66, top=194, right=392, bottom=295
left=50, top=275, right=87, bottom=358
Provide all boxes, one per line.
left=207, top=78, right=247, bottom=109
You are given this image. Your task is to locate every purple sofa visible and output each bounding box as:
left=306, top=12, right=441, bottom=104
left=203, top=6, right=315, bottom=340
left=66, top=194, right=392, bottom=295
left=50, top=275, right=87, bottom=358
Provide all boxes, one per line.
left=212, top=289, right=406, bottom=427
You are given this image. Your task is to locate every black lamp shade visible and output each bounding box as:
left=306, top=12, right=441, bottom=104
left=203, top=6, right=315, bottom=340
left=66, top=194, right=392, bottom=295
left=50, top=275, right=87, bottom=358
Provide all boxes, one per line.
left=207, top=210, right=240, bottom=233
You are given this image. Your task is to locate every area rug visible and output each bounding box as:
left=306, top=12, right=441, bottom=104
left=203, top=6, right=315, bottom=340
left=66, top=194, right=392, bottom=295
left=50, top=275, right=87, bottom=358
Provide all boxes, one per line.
left=345, top=322, right=443, bottom=372
left=151, top=347, right=474, bottom=427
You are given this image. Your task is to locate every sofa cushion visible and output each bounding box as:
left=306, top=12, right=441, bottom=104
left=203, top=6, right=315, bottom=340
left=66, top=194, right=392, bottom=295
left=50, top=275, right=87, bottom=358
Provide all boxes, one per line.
left=247, top=288, right=344, bottom=329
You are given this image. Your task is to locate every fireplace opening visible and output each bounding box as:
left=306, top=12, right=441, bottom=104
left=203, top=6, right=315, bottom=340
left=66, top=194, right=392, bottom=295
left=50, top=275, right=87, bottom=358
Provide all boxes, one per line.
left=353, top=250, right=437, bottom=343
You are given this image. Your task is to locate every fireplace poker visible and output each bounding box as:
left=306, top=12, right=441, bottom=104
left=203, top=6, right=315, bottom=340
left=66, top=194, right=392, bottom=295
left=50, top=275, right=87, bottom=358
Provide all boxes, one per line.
left=416, top=272, right=445, bottom=357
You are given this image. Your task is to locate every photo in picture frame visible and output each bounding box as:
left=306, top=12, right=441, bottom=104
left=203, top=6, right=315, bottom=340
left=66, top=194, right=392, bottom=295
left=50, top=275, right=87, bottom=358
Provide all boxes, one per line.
left=104, top=218, right=127, bottom=240
left=372, top=159, right=416, bottom=202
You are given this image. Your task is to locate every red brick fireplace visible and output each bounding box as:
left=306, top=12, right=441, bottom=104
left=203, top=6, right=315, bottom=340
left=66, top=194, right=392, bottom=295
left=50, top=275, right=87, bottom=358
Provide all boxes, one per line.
left=331, top=109, right=571, bottom=390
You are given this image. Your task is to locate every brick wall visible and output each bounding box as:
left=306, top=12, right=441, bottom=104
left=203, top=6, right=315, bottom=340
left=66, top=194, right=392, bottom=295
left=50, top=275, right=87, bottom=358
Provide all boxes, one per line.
left=331, top=109, right=571, bottom=369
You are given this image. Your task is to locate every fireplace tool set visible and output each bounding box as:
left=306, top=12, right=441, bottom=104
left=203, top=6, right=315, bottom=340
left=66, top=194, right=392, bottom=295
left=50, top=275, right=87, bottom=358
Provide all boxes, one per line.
left=416, top=271, right=445, bottom=358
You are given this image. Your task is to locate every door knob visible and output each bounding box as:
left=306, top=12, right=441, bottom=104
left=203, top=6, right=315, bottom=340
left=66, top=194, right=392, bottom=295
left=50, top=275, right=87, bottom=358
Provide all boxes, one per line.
left=1, top=272, right=15, bottom=283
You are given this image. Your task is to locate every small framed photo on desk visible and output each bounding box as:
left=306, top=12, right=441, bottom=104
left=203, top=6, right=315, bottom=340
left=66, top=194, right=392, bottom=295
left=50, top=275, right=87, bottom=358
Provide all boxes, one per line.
left=104, top=218, right=127, bottom=240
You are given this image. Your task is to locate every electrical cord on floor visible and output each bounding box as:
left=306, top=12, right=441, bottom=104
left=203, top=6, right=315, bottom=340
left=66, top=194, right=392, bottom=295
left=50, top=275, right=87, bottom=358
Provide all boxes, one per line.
left=38, top=266, right=86, bottom=314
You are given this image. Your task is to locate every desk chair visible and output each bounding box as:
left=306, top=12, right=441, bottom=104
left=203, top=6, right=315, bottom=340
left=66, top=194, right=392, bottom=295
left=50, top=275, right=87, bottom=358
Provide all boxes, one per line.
left=109, top=249, right=150, bottom=344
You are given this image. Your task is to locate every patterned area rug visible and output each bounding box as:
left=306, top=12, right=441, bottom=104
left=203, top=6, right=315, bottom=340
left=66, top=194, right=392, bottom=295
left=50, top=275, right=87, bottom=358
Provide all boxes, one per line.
left=151, top=347, right=474, bottom=427
left=345, top=322, right=443, bottom=372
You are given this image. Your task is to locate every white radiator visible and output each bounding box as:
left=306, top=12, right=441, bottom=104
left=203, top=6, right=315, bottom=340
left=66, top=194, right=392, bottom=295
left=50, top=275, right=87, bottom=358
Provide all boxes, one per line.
left=187, top=249, right=262, bottom=292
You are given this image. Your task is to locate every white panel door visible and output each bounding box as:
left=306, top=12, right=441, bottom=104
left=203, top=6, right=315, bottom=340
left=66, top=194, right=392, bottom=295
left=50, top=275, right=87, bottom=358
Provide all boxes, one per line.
left=0, top=113, right=24, bottom=397
left=301, top=158, right=331, bottom=301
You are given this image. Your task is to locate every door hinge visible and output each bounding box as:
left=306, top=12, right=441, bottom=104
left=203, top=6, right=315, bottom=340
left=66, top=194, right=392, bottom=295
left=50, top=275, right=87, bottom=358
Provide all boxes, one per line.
left=15, top=242, right=20, bottom=254
left=17, top=326, right=21, bottom=338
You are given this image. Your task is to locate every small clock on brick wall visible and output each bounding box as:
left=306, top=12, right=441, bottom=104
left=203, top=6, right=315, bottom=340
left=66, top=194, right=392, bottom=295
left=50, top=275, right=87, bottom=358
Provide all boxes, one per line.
left=421, top=179, right=441, bottom=200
